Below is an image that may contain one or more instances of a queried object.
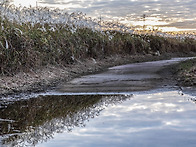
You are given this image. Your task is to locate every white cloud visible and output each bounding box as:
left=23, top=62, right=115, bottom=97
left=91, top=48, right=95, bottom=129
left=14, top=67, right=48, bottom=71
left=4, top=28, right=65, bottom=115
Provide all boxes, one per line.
left=10, top=0, right=196, bottom=30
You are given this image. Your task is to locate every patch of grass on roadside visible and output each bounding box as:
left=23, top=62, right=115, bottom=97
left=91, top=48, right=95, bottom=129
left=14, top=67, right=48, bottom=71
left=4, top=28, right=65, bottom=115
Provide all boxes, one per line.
left=175, top=58, right=196, bottom=86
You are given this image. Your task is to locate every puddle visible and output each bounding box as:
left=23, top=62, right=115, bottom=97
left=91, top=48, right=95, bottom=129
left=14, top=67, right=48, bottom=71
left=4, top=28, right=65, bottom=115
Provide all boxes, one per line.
left=1, top=90, right=196, bottom=147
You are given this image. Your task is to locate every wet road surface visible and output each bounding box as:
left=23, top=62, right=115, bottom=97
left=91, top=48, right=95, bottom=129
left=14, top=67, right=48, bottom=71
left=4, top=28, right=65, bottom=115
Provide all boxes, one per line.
left=57, top=58, right=193, bottom=93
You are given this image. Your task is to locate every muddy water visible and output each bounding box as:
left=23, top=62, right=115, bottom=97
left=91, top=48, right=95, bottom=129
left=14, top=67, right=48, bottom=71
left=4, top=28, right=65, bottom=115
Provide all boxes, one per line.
left=0, top=58, right=196, bottom=147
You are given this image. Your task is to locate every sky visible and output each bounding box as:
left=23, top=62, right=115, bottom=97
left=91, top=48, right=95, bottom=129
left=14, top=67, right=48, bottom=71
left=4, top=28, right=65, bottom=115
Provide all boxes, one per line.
left=5, top=0, right=196, bottom=32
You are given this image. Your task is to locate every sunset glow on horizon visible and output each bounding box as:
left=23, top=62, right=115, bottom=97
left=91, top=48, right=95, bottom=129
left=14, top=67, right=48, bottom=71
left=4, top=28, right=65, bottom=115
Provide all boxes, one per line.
left=4, top=0, right=196, bottom=33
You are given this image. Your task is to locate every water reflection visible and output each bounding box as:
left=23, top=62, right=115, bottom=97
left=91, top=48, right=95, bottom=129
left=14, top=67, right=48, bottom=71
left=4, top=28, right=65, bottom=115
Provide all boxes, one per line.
left=1, top=91, right=196, bottom=146
left=0, top=94, right=131, bottom=146
left=35, top=91, right=196, bottom=147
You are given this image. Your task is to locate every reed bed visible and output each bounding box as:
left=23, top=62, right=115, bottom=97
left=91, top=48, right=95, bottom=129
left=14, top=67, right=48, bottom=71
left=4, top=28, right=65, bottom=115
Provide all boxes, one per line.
left=0, top=3, right=195, bottom=75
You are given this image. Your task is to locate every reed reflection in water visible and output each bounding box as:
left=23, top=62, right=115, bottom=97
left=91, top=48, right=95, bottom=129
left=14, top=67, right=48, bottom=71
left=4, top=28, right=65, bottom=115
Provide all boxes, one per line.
left=0, top=94, right=131, bottom=146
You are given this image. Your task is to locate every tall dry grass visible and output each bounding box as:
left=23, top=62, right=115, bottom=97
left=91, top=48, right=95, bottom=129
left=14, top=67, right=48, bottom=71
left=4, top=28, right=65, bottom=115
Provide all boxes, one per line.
left=0, top=4, right=195, bottom=75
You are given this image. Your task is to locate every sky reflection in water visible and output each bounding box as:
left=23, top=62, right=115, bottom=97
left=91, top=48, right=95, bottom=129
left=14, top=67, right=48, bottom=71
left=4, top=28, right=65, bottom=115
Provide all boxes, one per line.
left=35, top=91, right=196, bottom=147
left=9, top=0, right=196, bottom=32
left=1, top=90, right=196, bottom=146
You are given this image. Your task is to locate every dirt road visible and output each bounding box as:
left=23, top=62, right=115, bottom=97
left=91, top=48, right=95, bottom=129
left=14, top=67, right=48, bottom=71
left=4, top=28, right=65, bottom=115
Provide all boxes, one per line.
left=57, top=58, right=194, bottom=93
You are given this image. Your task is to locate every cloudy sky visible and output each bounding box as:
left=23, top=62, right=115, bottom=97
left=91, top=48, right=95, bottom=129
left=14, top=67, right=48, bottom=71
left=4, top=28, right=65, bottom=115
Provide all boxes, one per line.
left=9, top=0, right=196, bottom=32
